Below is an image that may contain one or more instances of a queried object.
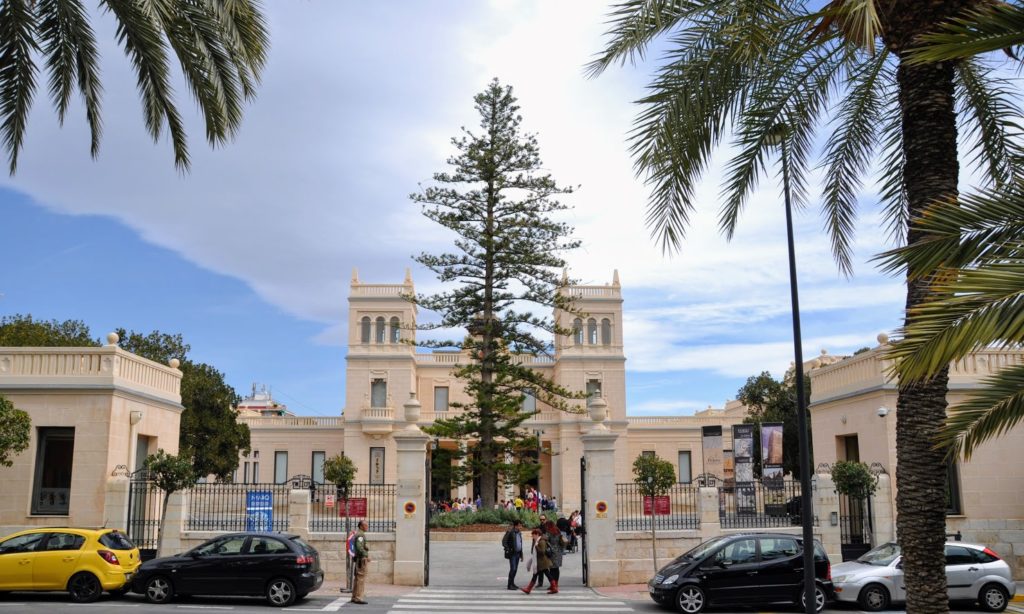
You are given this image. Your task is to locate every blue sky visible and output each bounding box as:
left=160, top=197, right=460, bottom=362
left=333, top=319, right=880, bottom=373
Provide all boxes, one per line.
left=0, top=1, right=909, bottom=415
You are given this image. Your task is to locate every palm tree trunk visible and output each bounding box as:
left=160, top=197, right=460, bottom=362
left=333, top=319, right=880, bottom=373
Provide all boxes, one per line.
left=895, top=57, right=957, bottom=614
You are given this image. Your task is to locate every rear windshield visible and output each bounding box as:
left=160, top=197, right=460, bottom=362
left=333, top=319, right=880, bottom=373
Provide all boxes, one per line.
left=99, top=532, right=136, bottom=550
left=291, top=537, right=317, bottom=555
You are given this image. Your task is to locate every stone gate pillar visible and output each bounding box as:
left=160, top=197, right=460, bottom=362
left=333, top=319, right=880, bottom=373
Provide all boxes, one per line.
left=581, top=398, right=620, bottom=587
left=392, top=394, right=429, bottom=586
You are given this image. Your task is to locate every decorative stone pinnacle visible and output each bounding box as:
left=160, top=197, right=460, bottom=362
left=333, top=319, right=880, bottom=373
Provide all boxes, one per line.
left=351, top=267, right=359, bottom=284
left=877, top=332, right=889, bottom=345
left=404, top=268, right=413, bottom=285
left=612, top=269, right=620, bottom=286
left=169, top=358, right=180, bottom=369
left=106, top=332, right=119, bottom=346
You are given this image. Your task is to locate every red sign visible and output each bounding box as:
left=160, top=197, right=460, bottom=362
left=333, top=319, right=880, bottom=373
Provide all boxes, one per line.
left=643, top=495, right=671, bottom=516
left=337, top=497, right=367, bottom=517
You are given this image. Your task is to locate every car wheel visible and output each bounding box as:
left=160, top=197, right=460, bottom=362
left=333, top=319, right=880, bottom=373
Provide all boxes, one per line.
left=144, top=576, right=174, bottom=604
left=68, top=572, right=102, bottom=603
left=675, top=585, right=706, bottom=614
left=799, top=585, right=827, bottom=613
left=978, top=583, right=1009, bottom=612
left=267, top=578, right=296, bottom=607
left=858, top=583, right=891, bottom=612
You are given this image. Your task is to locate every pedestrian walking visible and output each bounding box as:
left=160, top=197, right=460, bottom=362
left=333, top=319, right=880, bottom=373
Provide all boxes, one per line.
left=501, top=519, right=524, bottom=590
left=520, top=528, right=551, bottom=594
left=351, top=520, right=370, bottom=605
left=535, top=514, right=548, bottom=587
left=543, top=519, right=566, bottom=593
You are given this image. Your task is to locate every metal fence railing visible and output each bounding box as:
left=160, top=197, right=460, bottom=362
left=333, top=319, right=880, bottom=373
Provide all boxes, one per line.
left=186, top=482, right=292, bottom=532
left=615, top=482, right=701, bottom=531
left=719, top=479, right=817, bottom=529
left=309, top=483, right=396, bottom=533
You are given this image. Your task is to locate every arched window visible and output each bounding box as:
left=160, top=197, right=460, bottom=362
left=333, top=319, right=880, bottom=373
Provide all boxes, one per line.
left=587, top=318, right=598, bottom=345
left=573, top=318, right=583, bottom=345
left=601, top=318, right=612, bottom=346
left=375, top=317, right=386, bottom=343
left=389, top=317, right=401, bottom=343
left=360, top=317, right=371, bottom=344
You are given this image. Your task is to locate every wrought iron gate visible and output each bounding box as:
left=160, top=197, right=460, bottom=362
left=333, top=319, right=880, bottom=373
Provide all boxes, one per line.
left=839, top=494, right=872, bottom=561
left=580, top=456, right=588, bottom=586
left=126, top=471, right=163, bottom=561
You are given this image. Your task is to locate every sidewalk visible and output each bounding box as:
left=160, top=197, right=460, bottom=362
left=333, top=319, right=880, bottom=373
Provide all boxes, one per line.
left=594, top=583, right=650, bottom=602
left=310, top=579, right=419, bottom=599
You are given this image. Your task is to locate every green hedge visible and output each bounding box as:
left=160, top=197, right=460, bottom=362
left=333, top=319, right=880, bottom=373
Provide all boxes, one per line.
left=429, top=508, right=542, bottom=528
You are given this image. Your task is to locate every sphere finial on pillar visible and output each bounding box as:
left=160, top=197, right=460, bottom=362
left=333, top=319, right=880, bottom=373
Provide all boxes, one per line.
left=106, top=332, right=119, bottom=346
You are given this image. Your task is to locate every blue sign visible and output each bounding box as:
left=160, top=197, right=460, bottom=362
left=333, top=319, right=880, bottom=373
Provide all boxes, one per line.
left=246, top=491, right=273, bottom=531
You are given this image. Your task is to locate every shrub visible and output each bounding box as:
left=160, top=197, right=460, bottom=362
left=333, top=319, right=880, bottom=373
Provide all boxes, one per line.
left=429, top=507, right=542, bottom=528
left=831, top=460, right=878, bottom=499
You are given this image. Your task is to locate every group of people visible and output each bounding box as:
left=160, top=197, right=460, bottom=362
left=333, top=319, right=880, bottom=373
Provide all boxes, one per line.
left=502, top=512, right=583, bottom=594
left=431, top=497, right=482, bottom=513
left=431, top=487, right=559, bottom=514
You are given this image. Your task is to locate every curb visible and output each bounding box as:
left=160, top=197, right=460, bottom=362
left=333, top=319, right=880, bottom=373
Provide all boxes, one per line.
left=1012, top=594, right=1024, bottom=603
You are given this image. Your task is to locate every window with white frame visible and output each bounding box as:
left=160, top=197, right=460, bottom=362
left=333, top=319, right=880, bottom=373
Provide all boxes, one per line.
left=390, top=317, right=401, bottom=343
left=587, top=318, right=598, bottom=344
left=274, top=451, right=288, bottom=484
left=434, top=386, right=449, bottom=413
left=573, top=318, right=583, bottom=345
left=521, top=389, right=537, bottom=413
left=31, top=427, right=75, bottom=515
left=371, top=378, right=388, bottom=408
left=678, top=451, right=692, bottom=483
left=601, top=318, right=612, bottom=345
left=375, top=317, right=386, bottom=343
left=360, top=317, right=371, bottom=343
left=312, top=451, right=325, bottom=485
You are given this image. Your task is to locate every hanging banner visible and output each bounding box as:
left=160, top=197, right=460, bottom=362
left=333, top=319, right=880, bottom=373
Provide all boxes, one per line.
left=761, top=422, right=785, bottom=489
left=245, top=491, right=273, bottom=531
left=732, top=424, right=756, bottom=515
left=701, top=426, right=723, bottom=479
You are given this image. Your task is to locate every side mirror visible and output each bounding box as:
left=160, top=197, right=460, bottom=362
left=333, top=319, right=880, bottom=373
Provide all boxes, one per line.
left=188, top=550, right=203, bottom=558
left=895, top=561, right=903, bottom=569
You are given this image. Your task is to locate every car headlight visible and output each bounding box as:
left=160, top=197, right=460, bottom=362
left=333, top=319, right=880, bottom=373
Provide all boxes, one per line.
left=832, top=575, right=847, bottom=583
left=661, top=574, right=679, bottom=585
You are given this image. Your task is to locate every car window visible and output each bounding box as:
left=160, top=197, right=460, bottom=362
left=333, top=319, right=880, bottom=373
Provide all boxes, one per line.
left=857, top=543, right=901, bottom=566
left=712, top=538, right=757, bottom=566
left=249, top=537, right=290, bottom=555
left=945, top=545, right=975, bottom=566
left=290, top=537, right=317, bottom=555
left=759, top=537, right=798, bottom=561
left=99, top=531, right=135, bottom=550
left=0, top=533, right=46, bottom=554
left=44, top=533, right=85, bottom=551
left=972, top=549, right=1000, bottom=563
left=196, top=536, right=248, bottom=556
left=682, top=536, right=726, bottom=563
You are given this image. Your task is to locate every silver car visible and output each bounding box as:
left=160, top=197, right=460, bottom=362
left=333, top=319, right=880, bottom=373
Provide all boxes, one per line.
left=831, top=542, right=1016, bottom=612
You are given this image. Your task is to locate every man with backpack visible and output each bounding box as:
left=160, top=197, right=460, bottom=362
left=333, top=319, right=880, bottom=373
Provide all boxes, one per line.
left=501, top=519, right=523, bottom=590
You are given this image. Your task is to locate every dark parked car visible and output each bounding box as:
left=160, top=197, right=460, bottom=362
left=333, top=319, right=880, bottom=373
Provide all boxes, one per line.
left=132, top=532, right=323, bottom=607
left=648, top=532, right=833, bottom=613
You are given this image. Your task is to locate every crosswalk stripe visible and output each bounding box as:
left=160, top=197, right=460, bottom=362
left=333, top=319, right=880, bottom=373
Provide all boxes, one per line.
left=402, top=598, right=627, bottom=605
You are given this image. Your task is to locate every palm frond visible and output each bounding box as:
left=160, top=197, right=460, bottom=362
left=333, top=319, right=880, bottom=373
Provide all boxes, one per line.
left=815, top=0, right=883, bottom=52
left=208, top=0, right=269, bottom=99
left=937, top=363, right=1024, bottom=460
left=102, top=0, right=189, bottom=169
left=0, top=0, right=39, bottom=174
left=954, top=60, right=1024, bottom=189
left=876, top=88, right=907, bottom=245
left=37, top=0, right=102, bottom=157
left=819, top=50, right=888, bottom=276
left=907, top=3, right=1024, bottom=64
left=586, top=0, right=707, bottom=77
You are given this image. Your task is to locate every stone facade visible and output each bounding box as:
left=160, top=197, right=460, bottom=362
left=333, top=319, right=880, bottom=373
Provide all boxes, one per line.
left=240, top=271, right=750, bottom=511
left=0, top=336, right=183, bottom=534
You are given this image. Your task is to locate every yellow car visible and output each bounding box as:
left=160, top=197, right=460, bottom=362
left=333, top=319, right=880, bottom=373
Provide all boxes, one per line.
left=0, top=528, right=141, bottom=602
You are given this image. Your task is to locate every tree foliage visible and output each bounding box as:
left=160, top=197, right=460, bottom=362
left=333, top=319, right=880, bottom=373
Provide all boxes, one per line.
left=831, top=460, right=878, bottom=500
left=0, top=0, right=269, bottom=173
left=144, top=449, right=196, bottom=556
left=0, top=394, right=30, bottom=467
left=323, top=453, right=356, bottom=492
left=632, top=453, right=676, bottom=497
left=0, top=314, right=97, bottom=347
left=738, top=370, right=812, bottom=478
left=412, top=79, right=584, bottom=508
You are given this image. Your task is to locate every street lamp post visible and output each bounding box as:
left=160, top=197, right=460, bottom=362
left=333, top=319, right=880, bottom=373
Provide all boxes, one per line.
left=767, top=124, right=817, bottom=614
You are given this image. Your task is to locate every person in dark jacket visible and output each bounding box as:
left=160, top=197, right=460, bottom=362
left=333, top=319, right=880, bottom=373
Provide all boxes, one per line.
left=501, top=519, right=523, bottom=590
left=542, top=520, right=566, bottom=593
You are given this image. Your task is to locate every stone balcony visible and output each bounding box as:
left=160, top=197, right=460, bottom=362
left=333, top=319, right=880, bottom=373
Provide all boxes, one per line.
left=0, top=344, right=182, bottom=404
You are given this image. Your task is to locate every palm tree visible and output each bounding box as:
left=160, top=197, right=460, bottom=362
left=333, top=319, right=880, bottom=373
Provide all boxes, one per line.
left=908, top=2, right=1024, bottom=62
left=881, top=187, right=1024, bottom=460
left=0, top=0, right=269, bottom=173
left=588, top=1, right=1022, bottom=611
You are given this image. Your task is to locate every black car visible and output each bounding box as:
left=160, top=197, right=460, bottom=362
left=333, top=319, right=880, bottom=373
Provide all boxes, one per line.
left=132, top=532, right=323, bottom=607
left=648, top=532, right=833, bottom=613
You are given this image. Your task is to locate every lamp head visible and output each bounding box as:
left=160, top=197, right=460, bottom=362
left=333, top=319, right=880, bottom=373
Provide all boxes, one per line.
left=764, top=123, right=790, bottom=146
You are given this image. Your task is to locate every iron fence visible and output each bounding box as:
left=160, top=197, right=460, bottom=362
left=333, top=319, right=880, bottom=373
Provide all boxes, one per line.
left=127, top=478, right=163, bottom=555
left=615, top=482, right=700, bottom=531
left=186, top=482, right=292, bottom=532
left=720, top=478, right=817, bottom=529
left=309, top=483, right=396, bottom=533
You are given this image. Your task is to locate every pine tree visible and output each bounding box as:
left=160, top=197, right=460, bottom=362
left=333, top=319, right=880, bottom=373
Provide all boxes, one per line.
left=412, top=79, right=583, bottom=508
